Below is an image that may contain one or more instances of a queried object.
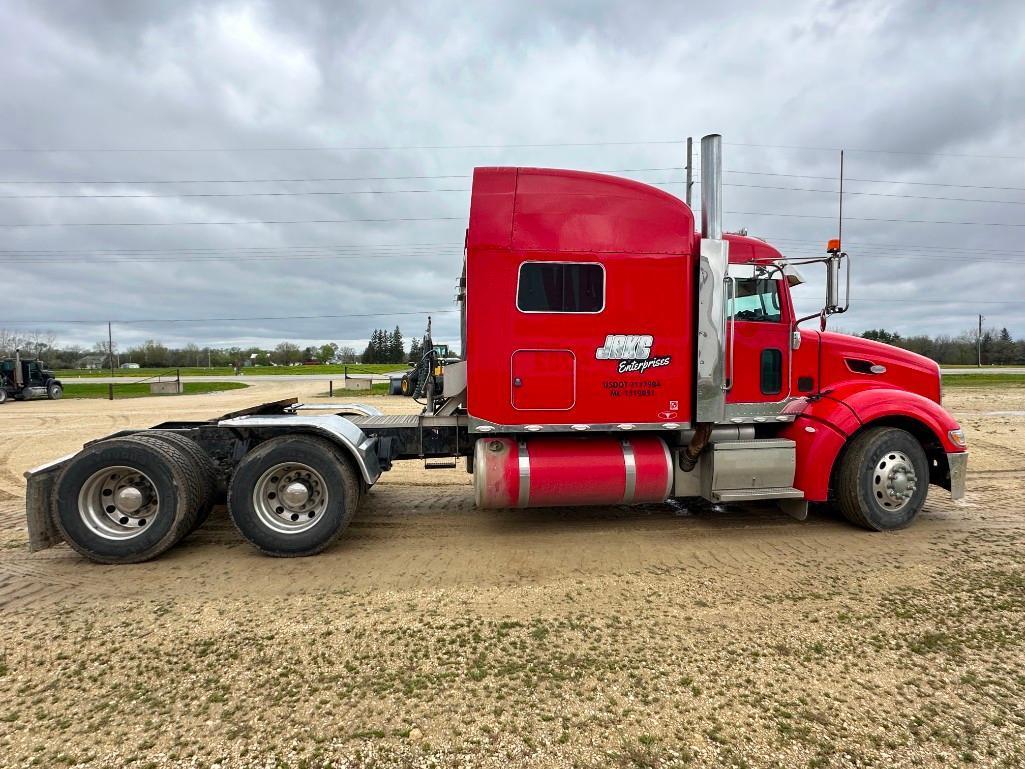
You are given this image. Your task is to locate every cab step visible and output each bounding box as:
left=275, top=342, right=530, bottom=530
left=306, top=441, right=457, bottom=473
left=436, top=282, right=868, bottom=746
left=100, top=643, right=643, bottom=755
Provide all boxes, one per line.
left=424, top=458, right=458, bottom=470
left=711, top=486, right=804, bottom=503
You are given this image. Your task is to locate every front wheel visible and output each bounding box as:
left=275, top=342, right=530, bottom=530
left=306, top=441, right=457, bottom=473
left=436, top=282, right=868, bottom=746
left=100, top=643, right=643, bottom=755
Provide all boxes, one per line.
left=0, top=388, right=7, bottom=404
left=835, top=426, right=929, bottom=531
left=228, top=435, right=360, bottom=557
left=47, top=383, right=63, bottom=400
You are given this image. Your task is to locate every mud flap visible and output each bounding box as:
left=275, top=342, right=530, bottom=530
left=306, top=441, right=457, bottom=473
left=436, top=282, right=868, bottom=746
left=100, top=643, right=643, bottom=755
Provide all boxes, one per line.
left=779, top=498, right=809, bottom=521
left=24, top=458, right=71, bottom=551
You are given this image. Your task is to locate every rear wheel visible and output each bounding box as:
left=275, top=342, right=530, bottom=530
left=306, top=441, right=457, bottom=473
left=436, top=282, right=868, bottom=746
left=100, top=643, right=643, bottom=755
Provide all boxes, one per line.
left=835, top=427, right=928, bottom=531
left=400, top=374, right=414, bottom=396
left=228, top=435, right=360, bottom=557
left=47, top=383, right=63, bottom=400
left=145, top=430, right=220, bottom=532
left=51, top=436, right=201, bottom=563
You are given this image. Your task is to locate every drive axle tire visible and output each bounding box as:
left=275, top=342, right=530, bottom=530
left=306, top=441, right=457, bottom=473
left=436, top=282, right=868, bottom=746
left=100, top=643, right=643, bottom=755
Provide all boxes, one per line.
left=51, top=436, right=202, bottom=564
left=145, top=430, right=220, bottom=532
left=47, top=383, right=63, bottom=400
left=835, top=426, right=928, bottom=531
left=228, top=435, right=360, bottom=557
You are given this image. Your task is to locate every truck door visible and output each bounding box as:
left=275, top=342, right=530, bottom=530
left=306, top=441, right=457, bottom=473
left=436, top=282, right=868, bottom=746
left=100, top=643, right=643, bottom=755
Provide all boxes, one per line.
left=511, top=349, right=575, bottom=410
left=725, top=276, right=791, bottom=404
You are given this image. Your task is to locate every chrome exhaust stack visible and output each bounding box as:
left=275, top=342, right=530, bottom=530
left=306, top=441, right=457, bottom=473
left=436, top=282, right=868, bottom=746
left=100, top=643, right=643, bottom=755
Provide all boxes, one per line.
left=13, top=348, right=24, bottom=388
left=694, top=134, right=730, bottom=424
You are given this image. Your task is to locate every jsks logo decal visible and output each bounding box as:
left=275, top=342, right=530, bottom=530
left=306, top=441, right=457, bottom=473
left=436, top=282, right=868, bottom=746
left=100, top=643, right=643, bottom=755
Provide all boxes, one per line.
left=595, top=334, right=672, bottom=374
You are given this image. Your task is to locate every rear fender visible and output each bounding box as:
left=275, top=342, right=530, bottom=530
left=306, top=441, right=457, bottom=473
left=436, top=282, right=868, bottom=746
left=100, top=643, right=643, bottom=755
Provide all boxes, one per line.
left=218, top=413, right=382, bottom=485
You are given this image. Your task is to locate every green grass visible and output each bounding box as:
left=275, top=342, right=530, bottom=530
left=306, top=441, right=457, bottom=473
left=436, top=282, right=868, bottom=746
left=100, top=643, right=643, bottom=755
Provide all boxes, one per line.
left=321, top=383, right=391, bottom=397
left=63, top=382, right=249, bottom=399
left=942, top=373, right=1025, bottom=387
left=55, top=363, right=407, bottom=378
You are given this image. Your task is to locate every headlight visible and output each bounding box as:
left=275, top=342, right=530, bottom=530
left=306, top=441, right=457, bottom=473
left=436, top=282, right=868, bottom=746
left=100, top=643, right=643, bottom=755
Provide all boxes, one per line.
left=948, top=428, right=967, bottom=449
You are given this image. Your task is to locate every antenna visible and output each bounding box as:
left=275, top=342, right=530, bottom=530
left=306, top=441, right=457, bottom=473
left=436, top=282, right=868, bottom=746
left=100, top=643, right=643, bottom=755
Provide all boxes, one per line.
left=838, top=149, right=844, bottom=250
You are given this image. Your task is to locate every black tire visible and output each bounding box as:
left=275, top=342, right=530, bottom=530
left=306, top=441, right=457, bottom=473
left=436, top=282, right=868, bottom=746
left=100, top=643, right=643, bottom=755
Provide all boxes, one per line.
left=227, top=435, right=361, bottom=557
left=0, top=388, right=7, bottom=404
left=389, top=377, right=403, bottom=396
left=400, top=374, right=413, bottom=396
left=835, top=426, right=929, bottom=531
left=47, top=383, right=63, bottom=400
left=51, top=435, right=202, bottom=564
left=145, top=430, right=220, bottom=532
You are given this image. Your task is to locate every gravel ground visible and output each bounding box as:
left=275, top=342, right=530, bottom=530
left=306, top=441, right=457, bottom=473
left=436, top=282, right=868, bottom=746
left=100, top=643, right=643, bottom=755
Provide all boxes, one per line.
left=0, top=384, right=1023, bottom=769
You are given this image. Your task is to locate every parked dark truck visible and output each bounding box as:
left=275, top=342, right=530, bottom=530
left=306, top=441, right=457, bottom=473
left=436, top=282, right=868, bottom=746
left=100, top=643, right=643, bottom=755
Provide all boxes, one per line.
left=24, top=134, right=967, bottom=564
left=1, top=350, right=63, bottom=404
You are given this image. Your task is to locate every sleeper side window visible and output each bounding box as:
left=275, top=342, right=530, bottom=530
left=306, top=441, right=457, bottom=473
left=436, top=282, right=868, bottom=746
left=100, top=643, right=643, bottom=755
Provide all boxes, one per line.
left=729, top=278, right=782, bottom=323
left=517, top=262, right=604, bottom=313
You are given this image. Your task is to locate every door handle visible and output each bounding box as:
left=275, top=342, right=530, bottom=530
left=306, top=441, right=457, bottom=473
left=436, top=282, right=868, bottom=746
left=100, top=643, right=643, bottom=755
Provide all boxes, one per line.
left=513, top=377, right=523, bottom=387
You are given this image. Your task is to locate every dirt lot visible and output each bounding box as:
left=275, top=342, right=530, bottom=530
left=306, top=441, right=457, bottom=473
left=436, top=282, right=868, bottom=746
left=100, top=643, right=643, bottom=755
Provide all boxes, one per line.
left=1, top=384, right=1023, bottom=769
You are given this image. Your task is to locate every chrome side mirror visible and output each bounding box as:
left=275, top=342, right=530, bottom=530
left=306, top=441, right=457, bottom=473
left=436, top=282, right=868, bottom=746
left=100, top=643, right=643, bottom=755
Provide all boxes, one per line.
left=791, top=330, right=802, bottom=350
left=826, top=255, right=841, bottom=312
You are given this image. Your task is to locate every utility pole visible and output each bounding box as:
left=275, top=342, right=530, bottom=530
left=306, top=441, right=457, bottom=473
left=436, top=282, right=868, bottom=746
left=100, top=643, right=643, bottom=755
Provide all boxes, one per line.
left=977, top=314, right=984, bottom=367
left=108, top=321, right=115, bottom=401
left=685, top=137, right=694, bottom=207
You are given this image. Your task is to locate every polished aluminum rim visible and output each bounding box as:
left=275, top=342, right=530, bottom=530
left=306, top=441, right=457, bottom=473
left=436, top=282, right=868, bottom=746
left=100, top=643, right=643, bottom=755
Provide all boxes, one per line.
left=78, top=465, right=160, bottom=540
left=872, top=450, right=917, bottom=511
left=253, top=462, right=328, bottom=534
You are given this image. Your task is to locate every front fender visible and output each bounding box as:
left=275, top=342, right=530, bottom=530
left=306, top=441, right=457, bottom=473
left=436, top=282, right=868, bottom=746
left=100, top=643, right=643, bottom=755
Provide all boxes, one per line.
left=826, top=384, right=963, bottom=453
left=779, top=386, right=965, bottom=502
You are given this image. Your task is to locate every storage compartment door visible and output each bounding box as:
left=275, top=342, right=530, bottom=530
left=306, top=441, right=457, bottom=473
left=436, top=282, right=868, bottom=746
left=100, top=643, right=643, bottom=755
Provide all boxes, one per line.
left=511, top=350, right=575, bottom=410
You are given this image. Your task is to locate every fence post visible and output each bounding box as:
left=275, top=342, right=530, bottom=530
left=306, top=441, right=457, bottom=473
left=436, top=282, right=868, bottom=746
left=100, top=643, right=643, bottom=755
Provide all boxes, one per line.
left=329, top=380, right=333, bottom=397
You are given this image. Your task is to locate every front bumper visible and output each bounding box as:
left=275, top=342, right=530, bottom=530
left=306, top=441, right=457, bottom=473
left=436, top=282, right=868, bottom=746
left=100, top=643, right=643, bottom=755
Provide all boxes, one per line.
left=947, top=451, right=968, bottom=500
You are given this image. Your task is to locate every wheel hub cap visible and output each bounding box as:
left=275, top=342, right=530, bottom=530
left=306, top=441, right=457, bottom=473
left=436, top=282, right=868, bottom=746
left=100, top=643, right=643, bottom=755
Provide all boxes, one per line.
left=114, top=486, right=145, bottom=513
left=873, top=451, right=918, bottom=510
left=281, top=481, right=311, bottom=507
left=78, top=466, right=160, bottom=540
left=253, top=462, right=329, bottom=534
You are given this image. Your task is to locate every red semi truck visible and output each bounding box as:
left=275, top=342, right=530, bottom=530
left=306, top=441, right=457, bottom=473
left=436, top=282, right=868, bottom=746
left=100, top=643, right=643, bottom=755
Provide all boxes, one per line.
left=24, top=134, right=967, bottom=564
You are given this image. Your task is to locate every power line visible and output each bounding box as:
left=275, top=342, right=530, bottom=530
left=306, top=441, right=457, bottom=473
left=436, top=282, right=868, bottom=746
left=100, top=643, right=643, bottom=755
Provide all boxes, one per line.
left=723, top=141, right=1025, bottom=161
left=2, top=309, right=461, bottom=325
left=4, top=209, right=1024, bottom=228
left=0, top=138, right=1019, bottom=160
left=0, top=140, right=684, bottom=154
left=0, top=166, right=684, bottom=184
left=6, top=180, right=1024, bottom=206
left=0, top=215, right=463, bottom=228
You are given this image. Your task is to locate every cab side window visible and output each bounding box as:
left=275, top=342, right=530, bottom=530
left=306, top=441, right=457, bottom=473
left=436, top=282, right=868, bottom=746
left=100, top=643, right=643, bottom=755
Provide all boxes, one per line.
left=517, top=262, right=604, bottom=313
left=729, top=278, right=782, bottom=323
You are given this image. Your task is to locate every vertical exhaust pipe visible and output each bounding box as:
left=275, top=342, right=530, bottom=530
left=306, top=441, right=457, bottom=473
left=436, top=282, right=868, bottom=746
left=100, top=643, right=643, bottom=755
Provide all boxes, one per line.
left=700, top=134, right=722, bottom=239
left=693, top=134, right=729, bottom=425
left=13, top=348, right=24, bottom=388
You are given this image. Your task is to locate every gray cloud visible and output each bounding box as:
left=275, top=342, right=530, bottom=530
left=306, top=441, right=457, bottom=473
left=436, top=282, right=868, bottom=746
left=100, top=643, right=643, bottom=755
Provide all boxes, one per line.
left=1, top=0, right=1023, bottom=352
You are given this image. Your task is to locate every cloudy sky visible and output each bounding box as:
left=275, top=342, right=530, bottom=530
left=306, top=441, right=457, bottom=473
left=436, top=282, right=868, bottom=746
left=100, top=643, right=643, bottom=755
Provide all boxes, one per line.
left=1, top=0, right=1023, bottom=353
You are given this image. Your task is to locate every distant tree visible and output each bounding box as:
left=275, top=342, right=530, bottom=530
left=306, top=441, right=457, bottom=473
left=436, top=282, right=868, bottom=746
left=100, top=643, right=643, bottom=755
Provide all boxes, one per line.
left=408, top=337, right=423, bottom=364
left=274, top=341, right=301, bottom=365
left=319, top=342, right=339, bottom=364
left=336, top=345, right=357, bottom=363
left=389, top=326, right=404, bottom=363
left=861, top=329, right=901, bottom=345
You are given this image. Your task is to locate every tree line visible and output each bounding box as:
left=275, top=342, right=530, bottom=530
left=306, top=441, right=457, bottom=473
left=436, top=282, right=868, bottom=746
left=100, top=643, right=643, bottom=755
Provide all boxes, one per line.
left=0, top=327, right=426, bottom=369
left=861, top=326, right=1024, bottom=365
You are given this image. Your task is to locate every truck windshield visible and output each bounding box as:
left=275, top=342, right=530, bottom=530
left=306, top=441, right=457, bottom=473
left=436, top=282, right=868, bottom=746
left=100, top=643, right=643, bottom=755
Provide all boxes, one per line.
left=729, top=278, right=781, bottom=323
